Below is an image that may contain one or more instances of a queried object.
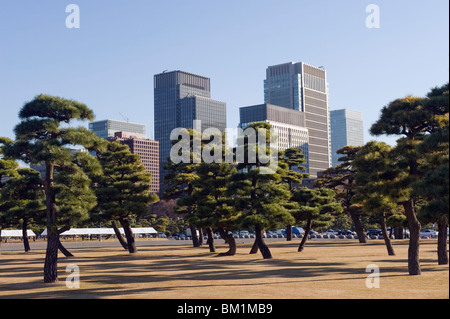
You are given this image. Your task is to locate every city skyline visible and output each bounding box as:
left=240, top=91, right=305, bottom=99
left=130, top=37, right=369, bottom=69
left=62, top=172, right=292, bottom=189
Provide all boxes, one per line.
left=0, top=1, right=448, bottom=148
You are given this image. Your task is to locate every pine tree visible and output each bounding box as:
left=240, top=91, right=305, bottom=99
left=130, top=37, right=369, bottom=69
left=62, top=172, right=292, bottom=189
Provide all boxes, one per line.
left=413, top=124, right=449, bottom=264
left=292, top=187, right=342, bottom=252
left=228, top=122, right=293, bottom=259
left=0, top=168, right=45, bottom=252
left=278, top=147, right=308, bottom=241
left=3, top=94, right=102, bottom=282
left=353, top=141, right=401, bottom=255
left=370, top=83, right=449, bottom=275
left=0, top=137, right=19, bottom=241
left=93, top=140, right=158, bottom=253
left=190, top=162, right=239, bottom=255
left=314, top=146, right=367, bottom=243
left=164, top=129, right=202, bottom=247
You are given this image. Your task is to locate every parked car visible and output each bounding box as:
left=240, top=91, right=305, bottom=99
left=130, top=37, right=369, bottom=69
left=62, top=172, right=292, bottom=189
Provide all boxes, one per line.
left=367, top=229, right=382, bottom=236
left=326, top=229, right=338, bottom=235
left=337, top=229, right=355, bottom=236
left=282, top=227, right=305, bottom=236
left=420, top=229, right=438, bottom=238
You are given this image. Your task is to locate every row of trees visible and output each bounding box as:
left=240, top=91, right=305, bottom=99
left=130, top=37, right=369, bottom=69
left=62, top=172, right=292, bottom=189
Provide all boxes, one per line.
left=164, top=83, right=449, bottom=276
left=0, top=95, right=158, bottom=283
left=0, top=82, right=448, bottom=283
left=163, top=125, right=343, bottom=258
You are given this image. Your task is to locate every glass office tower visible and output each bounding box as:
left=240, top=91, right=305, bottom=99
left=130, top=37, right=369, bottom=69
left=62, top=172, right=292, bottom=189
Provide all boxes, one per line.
left=330, top=109, right=364, bottom=167
left=264, top=62, right=331, bottom=178
left=154, top=70, right=226, bottom=194
left=89, top=119, right=147, bottom=139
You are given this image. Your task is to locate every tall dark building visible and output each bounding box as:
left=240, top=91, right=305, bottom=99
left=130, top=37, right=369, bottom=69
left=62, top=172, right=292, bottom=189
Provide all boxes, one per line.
left=264, top=62, right=331, bottom=178
left=154, top=70, right=226, bottom=194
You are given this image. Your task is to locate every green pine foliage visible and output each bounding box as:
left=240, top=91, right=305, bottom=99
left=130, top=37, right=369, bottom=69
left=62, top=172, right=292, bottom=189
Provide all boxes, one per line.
left=3, top=94, right=102, bottom=283
left=292, top=187, right=342, bottom=252
left=93, top=140, right=158, bottom=253
left=0, top=168, right=45, bottom=252
left=228, top=122, right=294, bottom=259
left=369, top=83, right=449, bottom=274
left=314, top=146, right=367, bottom=242
left=190, top=162, right=239, bottom=254
left=164, top=129, right=203, bottom=247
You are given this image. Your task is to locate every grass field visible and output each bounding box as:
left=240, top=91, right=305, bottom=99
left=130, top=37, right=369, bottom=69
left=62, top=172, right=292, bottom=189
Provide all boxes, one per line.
left=0, top=239, right=448, bottom=299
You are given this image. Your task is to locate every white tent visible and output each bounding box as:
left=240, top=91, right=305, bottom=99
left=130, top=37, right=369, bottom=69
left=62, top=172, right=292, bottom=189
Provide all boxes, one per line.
left=41, top=228, right=115, bottom=236
left=0, top=229, right=36, bottom=237
left=40, top=227, right=157, bottom=236
left=131, top=227, right=158, bottom=235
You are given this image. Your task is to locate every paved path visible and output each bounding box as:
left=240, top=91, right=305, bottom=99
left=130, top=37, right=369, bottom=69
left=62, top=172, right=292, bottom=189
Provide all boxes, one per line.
left=0, top=237, right=294, bottom=252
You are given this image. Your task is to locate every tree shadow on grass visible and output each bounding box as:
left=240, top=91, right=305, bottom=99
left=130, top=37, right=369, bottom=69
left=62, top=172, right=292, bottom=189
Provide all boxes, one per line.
left=0, top=241, right=446, bottom=299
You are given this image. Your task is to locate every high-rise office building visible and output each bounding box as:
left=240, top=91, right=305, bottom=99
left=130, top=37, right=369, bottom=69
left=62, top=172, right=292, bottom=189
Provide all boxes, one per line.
left=154, top=70, right=226, bottom=194
left=264, top=62, right=331, bottom=178
left=330, top=109, right=364, bottom=167
left=108, top=131, right=160, bottom=194
left=89, top=119, right=147, bottom=139
left=88, top=120, right=159, bottom=194
left=238, top=103, right=309, bottom=172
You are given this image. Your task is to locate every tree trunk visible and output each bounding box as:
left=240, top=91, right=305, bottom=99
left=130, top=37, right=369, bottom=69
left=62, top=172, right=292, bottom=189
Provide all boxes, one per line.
left=437, top=218, right=448, bottom=265
left=403, top=200, right=421, bottom=275
left=112, top=220, right=128, bottom=250
left=286, top=224, right=292, bottom=241
left=119, top=217, right=137, bottom=253
left=394, top=227, right=404, bottom=239
left=380, top=213, right=395, bottom=256
left=189, top=224, right=200, bottom=248
left=348, top=211, right=367, bottom=243
left=198, top=228, right=204, bottom=246
left=298, top=218, right=312, bottom=252
left=218, top=227, right=236, bottom=256
left=44, top=233, right=59, bottom=283
left=206, top=227, right=215, bottom=253
left=58, top=238, right=74, bottom=257
left=249, top=239, right=259, bottom=254
left=22, top=218, right=31, bottom=252
left=56, top=225, right=74, bottom=257
left=255, top=225, right=272, bottom=259
left=43, top=162, right=59, bottom=283
left=389, top=227, right=394, bottom=238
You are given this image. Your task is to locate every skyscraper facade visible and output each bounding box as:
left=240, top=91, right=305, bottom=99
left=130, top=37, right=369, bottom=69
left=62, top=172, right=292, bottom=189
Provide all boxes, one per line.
left=239, top=103, right=309, bottom=173
left=330, top=109, right=364, bottom=167
left=89, top=119, right=147, bottom=139
left=264, top=62, right=331, bottom=178
left=108, top=131, right=160, bottom=194
left=154, top=70, right=226, bottom=194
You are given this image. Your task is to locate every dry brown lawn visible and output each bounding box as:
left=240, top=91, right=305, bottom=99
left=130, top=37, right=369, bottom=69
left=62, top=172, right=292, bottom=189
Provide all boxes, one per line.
left=0, top=239, right=448, bottom=299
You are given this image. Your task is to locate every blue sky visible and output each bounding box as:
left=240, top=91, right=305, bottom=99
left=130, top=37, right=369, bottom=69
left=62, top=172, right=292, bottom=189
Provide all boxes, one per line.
left=0, top=0, right=448, bottom=147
